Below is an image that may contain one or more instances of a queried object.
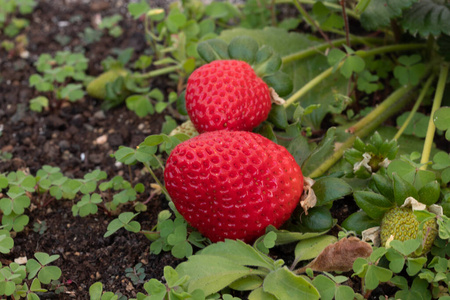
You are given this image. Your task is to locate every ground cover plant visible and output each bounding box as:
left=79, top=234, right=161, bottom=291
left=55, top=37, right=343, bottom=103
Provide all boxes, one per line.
left=1, top=0, right=450, bottom=299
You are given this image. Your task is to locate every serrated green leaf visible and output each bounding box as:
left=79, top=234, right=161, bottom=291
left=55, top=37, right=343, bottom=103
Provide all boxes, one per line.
left=263, top=267, right=320, bottom=300
left=402, top=0, right=450, bottom=37
left=360, top=0, right=417, bottom=30
left=227, top=36, right=258, bottom=64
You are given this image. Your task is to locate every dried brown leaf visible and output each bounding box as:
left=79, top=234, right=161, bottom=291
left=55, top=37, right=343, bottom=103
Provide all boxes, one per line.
left=296, top=237, right=372, bottom=273
left=300, top=177, right=316, bottom=215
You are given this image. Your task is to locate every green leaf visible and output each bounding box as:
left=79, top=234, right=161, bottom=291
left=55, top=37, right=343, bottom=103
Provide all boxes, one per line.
left=228, top=36, right=259, bottom=64
left=340, top=55, right=365, bottom=78
left=38, top=266, right=62, bottom=284
left=364, top=265, right=393, bottom=290
left=341, top=211, right=380, bottom=234
left=302, top=128, right=337, bottom=176
left=402, top=0, right=450, bottom=37
left=406, top=256, right=427, bottom=276
left=393, top=173, right=419, bottom=206
left=312, top=177, right=352, bottom=206
left=354, top=191, right=394, bottom=219
left=248, top=287, right=278, bottom=300
left=176, top=255, right=261, bottom=296
left=228, top=275, right=264, bottom=291
left=360, top=0, right=417, bottom=30
left=434, top=106, right=450, bottom=133
left=199, top=239, right=275, bottom=270
left=127, top=0, right=150, bottom=19
left=126, top=95, right=154, bottom=117
left=263, top=267, right=320, bottom=300
left=0, top=234, right=14, bottom=254
left=29, top=96, right=49, bottom=112
left=268, top=105, right=288, bottom=129
left=312, top=275, right=335, bottom=300
left=294, top=235, right=337, bottom=263
left=89, top=282, right=103, bottom=300
left=418, top=180, right=440, bottom=205
left=60, top=84, right=84, bottom=101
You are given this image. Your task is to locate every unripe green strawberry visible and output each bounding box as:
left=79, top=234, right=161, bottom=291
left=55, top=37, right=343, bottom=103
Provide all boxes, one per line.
left=87, top=68, right=129, bottom=100
left=185, top=60, right=272, bottom=133
left=380, top=206, right=437, bottom=256
left=164, top=130, right=304, bottom=243
left=169, top=120, right=199, bottom=138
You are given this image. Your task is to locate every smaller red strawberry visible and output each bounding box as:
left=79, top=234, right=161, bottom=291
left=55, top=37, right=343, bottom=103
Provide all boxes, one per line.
left=185, top=60, right=272, bottom=133
left=164, top=130, right=304, bottom=243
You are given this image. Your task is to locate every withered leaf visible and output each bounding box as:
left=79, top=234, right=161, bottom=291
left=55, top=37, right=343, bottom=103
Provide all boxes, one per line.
left=295, top=237, right=372, bottom=273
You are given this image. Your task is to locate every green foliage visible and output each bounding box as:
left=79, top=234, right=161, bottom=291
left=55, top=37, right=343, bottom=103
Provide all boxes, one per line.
left=393, top=55, right=426, bottom=86
left=345, top=131, right=399, bottom=178
left=28, top=51, right=88, bottom=109
left=175, top=239, right=319, bottom=299
left=402, top=0, right=450, bottom=37
left=360, top=0, right=417, bottom=30
left=125, top=263, right=147, bottom=285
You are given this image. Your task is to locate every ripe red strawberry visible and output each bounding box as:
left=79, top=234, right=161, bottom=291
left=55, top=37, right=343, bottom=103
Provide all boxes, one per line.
left=185, top=60, right=272, bottom=133
left=164, top=130, right=304, bottom=243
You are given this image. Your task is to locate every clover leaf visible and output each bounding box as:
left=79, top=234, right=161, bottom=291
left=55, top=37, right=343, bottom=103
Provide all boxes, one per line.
left=26, top=252, right=62, bottom=284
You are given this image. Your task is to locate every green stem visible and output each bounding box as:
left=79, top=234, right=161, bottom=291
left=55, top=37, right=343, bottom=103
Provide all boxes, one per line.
left=283, top=61, right=343, bottom=108
left=282, top=37, right=383, bottom=65
left=293, top=0, right=332, bottom=46
left=283, top=43, right=426, bottom=108
left=143, top=162, right=171, bottom=200
left=135, top=65, right=183, bottom=80
left=420, top=63, right=449, bottom=170
left=394, top=75, right=435, bottom=140
left=275, top=0, right=360, bottom=19
left=307, top=84, right=415, bottom=178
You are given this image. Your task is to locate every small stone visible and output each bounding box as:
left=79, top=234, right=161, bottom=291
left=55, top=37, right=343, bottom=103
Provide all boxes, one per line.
left=95, top=134, right=108, bottom=145
left=93, top=110, right=106, bottom=120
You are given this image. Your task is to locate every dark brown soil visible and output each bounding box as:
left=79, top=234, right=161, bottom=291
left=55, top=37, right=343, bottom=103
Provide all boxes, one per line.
left=0, top=0, right=182, bottom=298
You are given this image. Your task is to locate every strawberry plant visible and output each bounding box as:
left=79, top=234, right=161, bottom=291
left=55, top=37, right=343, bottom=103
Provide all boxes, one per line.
left=2, top=0, right=450, bottom=298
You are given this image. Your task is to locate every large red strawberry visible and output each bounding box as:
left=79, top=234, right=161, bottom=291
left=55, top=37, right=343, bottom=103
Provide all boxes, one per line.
left=164, top=130, right=304, bottom=243
left=185, top=60, right=272, bottom=133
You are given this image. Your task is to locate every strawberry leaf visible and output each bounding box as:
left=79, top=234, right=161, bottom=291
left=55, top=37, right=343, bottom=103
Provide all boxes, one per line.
left=200, top=239, right=275, bottom=270
left=197, top=39, right=230, bottom=63
left=228, top=36, right=259, bottom=64
left=263, top=267, right=320, bottom=300
left=360, top=0, right=417, bottom=30
left=176, top=255, right=263, bottom=296
left=401, top=0, right=450, bottom=37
